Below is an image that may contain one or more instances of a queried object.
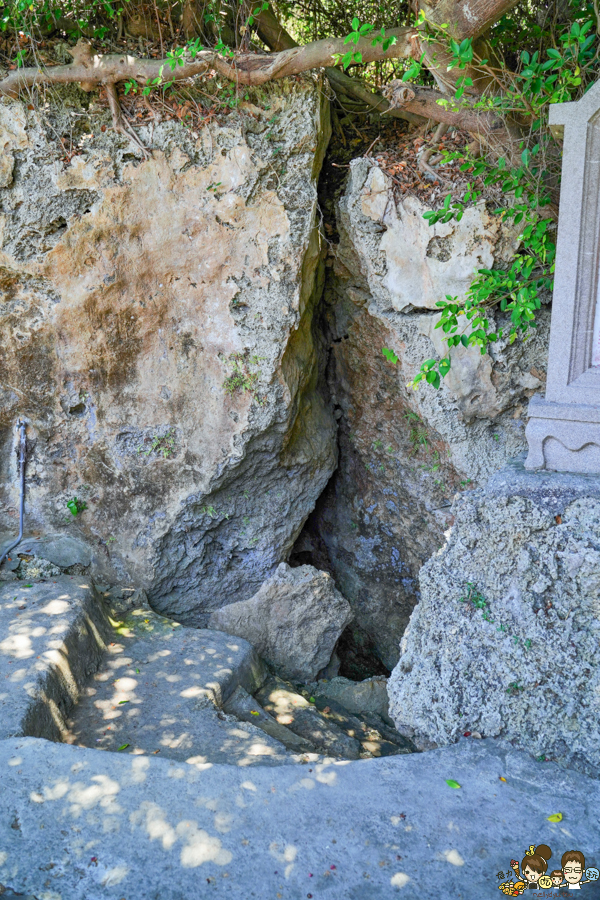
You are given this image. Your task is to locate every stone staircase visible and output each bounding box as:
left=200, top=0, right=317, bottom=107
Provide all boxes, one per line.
left=1, top=579, right=599, bottom=900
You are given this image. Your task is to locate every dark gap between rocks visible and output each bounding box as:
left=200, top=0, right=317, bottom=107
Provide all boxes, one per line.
left=288, top=114, right=409, bottom=683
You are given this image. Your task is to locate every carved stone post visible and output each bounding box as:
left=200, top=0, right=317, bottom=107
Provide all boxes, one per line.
left=526, top=81, right=600, bottom=473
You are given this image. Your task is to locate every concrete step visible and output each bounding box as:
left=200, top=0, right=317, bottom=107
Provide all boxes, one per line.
left=0, top=579, right=305, bottom=768
left=1, top=734, right=599, bottom=900
left=223, top=685, right=318, bottom=755
left=256, top=675, right=362, bottom=759
left=65, top=608, right=299, bottom=768
left=0, top=577, right=112, bottom=742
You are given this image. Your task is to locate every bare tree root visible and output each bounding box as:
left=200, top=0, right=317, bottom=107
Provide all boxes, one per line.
left=0, top=27, right=416, bottom=97
left=326, top=67, right=423, bottom=127
left=331, top=108, right=347, bottom=146
left=105, top=82, right=150, bottom=158
left=0, top=0, right=524, bottom=156
left=381, top=80, right=522, bottom=164
left=417, top=122, right=450, bottom=183
left=253, top=7, right=424, bottom=127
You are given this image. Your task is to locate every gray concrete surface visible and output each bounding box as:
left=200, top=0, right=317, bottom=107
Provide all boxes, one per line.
left=0, top=578, right=111, bottom=742
left=0, top=736, right=599, bottom=899
left=65, top=613, right=299, bottom=767
left=487, top=453, right=600, bottom=512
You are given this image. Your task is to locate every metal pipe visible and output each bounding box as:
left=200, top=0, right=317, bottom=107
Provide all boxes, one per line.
left=0, top=420, right=27, bottom=568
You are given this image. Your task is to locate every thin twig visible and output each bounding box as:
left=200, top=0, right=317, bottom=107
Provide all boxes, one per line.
left=152, top=0, right=164, bottom=58
left=417, top=122, right=451, bottom=184
left=364, top=133, right=381, bottom=158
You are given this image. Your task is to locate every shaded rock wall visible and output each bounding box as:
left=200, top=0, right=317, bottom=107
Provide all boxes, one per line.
left=0, top=80, right=336, bottom=623
left=294, top=158, right=551, bottom=669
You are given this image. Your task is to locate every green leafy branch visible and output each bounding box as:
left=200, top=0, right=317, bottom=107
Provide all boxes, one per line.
left=332, top=19, right=399, bottom=71
left=381, top=16, right=596, bottom=391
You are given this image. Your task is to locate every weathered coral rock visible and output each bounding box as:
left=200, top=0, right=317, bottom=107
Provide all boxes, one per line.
left=350, top=164, right=521, bottom=313
left=0, top=81, right=335, bottom=622
left=293, top=157, right=551, bottom=668
left=209, top=562, right=352, bottom=681
left=388, top=461, right=600, bottom=776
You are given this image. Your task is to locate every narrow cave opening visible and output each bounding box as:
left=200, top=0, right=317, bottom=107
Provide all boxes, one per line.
left=287, top=109, right=432, bottom=684
left=285, top=127, right=392, bottom=682
left=289, top=480, right=391, bottom=682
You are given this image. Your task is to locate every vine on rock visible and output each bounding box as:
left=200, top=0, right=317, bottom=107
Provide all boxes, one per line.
left=396, top=17, right=596, bottom=390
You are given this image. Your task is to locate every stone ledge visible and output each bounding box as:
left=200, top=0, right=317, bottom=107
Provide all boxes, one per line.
left=0, top=577, right=112, bottom=742
left=486, top=453, right=600, bottom=514
left=0, top=735, right=598, bottom=899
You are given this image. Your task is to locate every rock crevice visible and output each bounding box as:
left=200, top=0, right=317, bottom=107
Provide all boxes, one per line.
left=291, top=154, right=551, bottom=672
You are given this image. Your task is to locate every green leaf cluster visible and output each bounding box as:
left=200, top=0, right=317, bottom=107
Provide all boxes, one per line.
left=66, top=496, right=87, bottom=516
left=405, top=14, right=596, bottom=391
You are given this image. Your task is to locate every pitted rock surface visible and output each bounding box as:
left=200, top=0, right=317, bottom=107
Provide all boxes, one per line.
left=209, top=562, right=352, bottom=681
left=0, top=78, right=335, bottom=625
left=388, top=463, right=600, bottom=777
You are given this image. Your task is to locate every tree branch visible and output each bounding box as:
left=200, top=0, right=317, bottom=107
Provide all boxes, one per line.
left=254, top=8, right=424, bottom=126
left=421, top=0, right=521, bottom=40
left=0, top=26, right=416, bottom=97
left=382, top=81, right=522, bottom=159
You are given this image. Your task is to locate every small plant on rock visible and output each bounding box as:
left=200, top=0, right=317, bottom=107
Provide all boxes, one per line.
left=404, top=411, right=429, bottom=453
left=223, top=353, right=263, bottom=397
left=138, top=429, right=176, bottom=459
left=459, top=583, right=488, bottom=610
left=67, top=497, right=88, bottom=516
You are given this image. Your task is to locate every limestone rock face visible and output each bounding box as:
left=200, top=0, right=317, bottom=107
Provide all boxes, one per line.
left=294, top=157, right=550, bottom=669
left=209, top=562, right=353, bottom=681
left=387, top=463, right=600, bottom=776
left=347, top=163, right=521, bottom=314
left=0, top=82, right=335, bottom=622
